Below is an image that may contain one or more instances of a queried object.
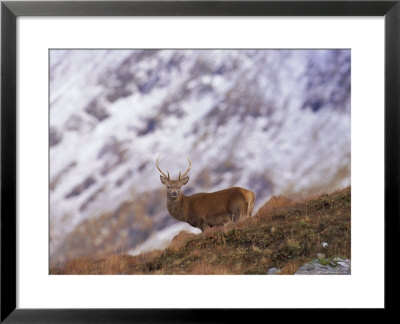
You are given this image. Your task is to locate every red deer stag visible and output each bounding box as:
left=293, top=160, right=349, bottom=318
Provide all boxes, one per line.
left=156, top=157, right=255, bottom=231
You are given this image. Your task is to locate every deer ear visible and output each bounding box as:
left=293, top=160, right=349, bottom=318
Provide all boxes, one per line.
left=160, top=175, right=168, bottom=185
left=180, top=176, right=189, bottom=186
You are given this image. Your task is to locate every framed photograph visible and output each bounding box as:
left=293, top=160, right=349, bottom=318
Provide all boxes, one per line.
left=1, top=0, right=398, bottom=321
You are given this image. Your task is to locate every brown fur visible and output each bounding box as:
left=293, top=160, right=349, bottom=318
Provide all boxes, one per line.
left=157, top=158, right=255, bottom=231
left=164, top=184, right=255, bottom=231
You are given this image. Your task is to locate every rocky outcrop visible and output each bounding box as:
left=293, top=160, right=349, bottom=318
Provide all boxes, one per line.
left=295, top=257, right=351, bottom=275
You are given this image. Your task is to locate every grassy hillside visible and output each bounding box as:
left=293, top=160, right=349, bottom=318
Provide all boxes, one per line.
left=50, top=187, right=350, bottom=275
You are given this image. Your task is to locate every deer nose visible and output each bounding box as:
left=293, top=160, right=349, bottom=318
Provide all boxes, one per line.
left=171, top=192, right=178, bottom=197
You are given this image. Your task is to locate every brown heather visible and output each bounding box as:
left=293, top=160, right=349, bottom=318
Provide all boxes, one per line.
left=50, top=187, right=351, bottom=275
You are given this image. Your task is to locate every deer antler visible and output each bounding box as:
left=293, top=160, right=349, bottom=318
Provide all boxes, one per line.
left=178, top=157, right=192, bottom=180
left=156, top=156, right=170, bottom=180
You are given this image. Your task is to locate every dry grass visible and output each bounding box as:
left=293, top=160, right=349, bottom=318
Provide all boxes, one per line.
left=169, top=231, right=198, bottom=252
left=50, top=187, right=351, bottom=275
left=189, top=262, right=230, bottom=275
left=256, top=195, right=293, bottom=217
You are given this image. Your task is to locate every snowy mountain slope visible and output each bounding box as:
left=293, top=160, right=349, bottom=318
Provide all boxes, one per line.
left=49, top=49, right=350, bottom=261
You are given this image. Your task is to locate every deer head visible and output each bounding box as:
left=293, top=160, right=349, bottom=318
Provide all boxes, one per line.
left=156, top=157, right=191, bottom=200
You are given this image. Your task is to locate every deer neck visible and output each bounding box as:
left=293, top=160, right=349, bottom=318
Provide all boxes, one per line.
left=167, top=194, right=186, bottom=222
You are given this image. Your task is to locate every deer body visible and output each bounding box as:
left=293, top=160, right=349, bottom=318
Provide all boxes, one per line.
left=157, top=158, right=255, bottom=231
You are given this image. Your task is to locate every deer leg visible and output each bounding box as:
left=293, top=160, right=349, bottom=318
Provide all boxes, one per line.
left=229, top=199, right=244, bottom=221
left=229, top=208, right=241, bottom=222
left=228, top=193, right=247, bottom=222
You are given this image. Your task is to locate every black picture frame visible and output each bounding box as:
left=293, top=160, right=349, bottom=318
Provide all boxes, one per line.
left=1, top=0, right=399, bottom=322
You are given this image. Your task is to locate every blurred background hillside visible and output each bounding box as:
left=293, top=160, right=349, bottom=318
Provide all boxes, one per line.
left=49, top=49, right=350, bottom=263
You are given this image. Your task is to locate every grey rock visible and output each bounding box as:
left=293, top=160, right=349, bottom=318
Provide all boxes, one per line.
left=267, top=267, right=282, bottom=275
left=295, top=257, right=351, bottom=275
